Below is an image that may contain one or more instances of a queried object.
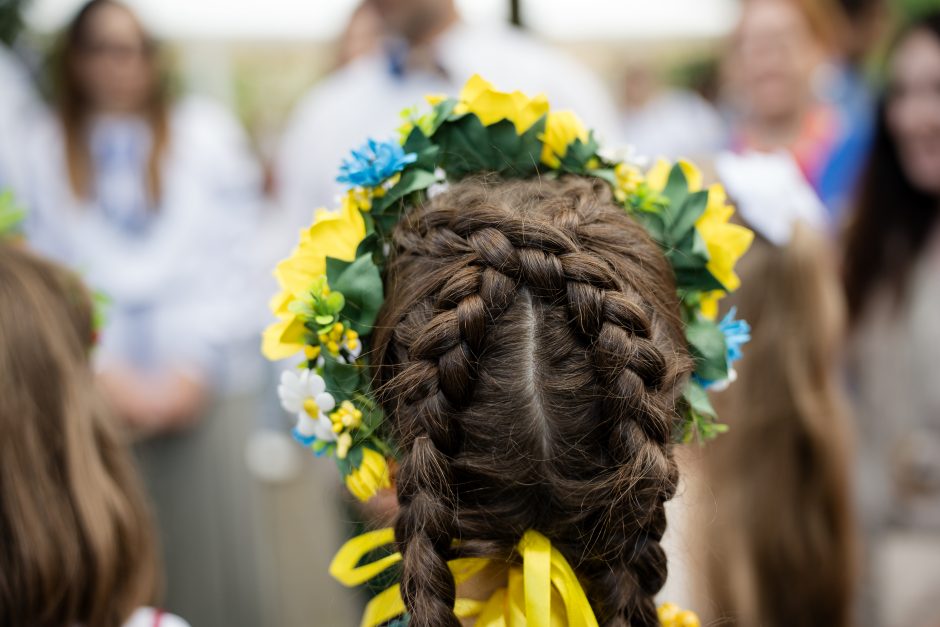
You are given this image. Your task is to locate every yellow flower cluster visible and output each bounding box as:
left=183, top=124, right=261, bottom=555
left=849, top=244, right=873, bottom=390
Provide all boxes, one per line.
left=318, top=322, right=360, bottom=359
left=345, top=448, right=392, bottom=502
left=262, top=199, right=366, bottom=361
left=658, top=603, right=701, bottom=627
left=329, top=400, right=364, bottom=460
left=613, top=162, right=644, bottom=203
left=647, top=159, right=754, bottom=319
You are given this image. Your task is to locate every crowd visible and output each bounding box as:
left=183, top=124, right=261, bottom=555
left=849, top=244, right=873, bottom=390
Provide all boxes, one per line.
left=0, top=0, right=938, bottom=626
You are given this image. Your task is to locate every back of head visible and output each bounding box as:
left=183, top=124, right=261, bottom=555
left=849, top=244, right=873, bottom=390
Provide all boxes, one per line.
left=699, top=226, right=856, bottom=627
left=0, top=244, right=157, bottom=627
left=372, top=175, right=693, bottom=626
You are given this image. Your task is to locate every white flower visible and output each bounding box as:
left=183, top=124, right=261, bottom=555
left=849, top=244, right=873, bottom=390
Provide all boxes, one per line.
left=278, top=369, right=337, bottom=442
left=599, top=144, right=649, bottom=168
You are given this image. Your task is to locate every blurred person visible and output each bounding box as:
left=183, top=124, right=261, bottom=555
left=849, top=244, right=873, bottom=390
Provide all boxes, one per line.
left=336, top=1, right=384, bottom=68
left=689, top=227, right=856, bottom=627
left=817, top=0, right=889, bottom=222
left=0, top=0, right=41, bottom=197
left=619, top=62, right=728, bottom=160
left=843, top=12, right=940, bottom=627
left=277, top=0, right=620, bottom=223
left=0, top=243, right=188, bottom=627
left=21, top=1, right=274, bottom=625
left=724, top=0, right=845, bottom=221
left=655, top=152, right=857, bottom=626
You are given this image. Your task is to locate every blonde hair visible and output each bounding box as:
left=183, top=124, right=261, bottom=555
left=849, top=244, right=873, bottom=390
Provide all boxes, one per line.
left=694, top=225, right=857, bottom=626
left=0, top=244, right=159, bottom=627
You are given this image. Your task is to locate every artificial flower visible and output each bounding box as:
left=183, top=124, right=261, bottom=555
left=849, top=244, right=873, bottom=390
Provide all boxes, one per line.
left=540, top=110, right=589, bottom=168
left=658, top=603, right=701, bottom=627
left=278, top=369, right=337, bottom=443
left=718, top=306, right=751, bottom=365
left=318, top=323, right=362, bottom=363
left=698, top=290, right=725, bottom=321
left=695, top=183, right=754, bottom=293
left=272, top=198, right=366, bottom=300
left=345, top=448, right=392, bottom=502
left=262, top=315, right=308, bottom=361
left=454, top=74, right=549, bottom=134
left=330, top=400, right=364, bottom=434
left=336, top=138, right=417, bottom=188
left=613, top=162, right=645, bottom=202
left=646, top=158, right=703, bottom=193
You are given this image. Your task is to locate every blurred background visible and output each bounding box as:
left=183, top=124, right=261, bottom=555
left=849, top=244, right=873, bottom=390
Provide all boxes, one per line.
left=2, top=0, right=940, bottom=626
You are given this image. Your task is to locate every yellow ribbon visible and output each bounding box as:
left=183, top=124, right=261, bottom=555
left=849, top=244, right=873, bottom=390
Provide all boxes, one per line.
left=329, top=528, right=599, bottom=627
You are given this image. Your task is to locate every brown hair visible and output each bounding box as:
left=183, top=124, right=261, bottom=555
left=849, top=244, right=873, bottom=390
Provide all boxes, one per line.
left=371, top=176, right=693, bottom=626
left=0, top=244, right=159, bottom=627
left=843, top=13, right=940, bottom=325
left=695, top=226, right=857, bottom=626
left=55, top=0, right=170, bottom=203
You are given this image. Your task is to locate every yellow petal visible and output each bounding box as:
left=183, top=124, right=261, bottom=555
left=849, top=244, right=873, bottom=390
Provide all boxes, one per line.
left=262, top=317, right=307, bottom=361
left=646, top=159, right=672, bottom=192
left=540, top=110, right=589, bottom=168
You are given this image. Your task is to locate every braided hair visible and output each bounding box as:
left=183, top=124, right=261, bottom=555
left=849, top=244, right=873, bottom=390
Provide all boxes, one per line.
left=371, top=175, right=693, bottom=627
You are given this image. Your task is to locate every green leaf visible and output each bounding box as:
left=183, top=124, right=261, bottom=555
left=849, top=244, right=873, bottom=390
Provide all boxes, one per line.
left=330, top=254, right=384, bottom=334
left=323, top=358, right=362, bottom=399
left=314, top=314, right=335, bottom=326
left=666, top=190, right=708, bottom=246
left=325, top=256, right=354, bottom=286
left=684, top=380, right=716, bottom=418
left=686, top=317, right=729, bottom=382
left=371, top=167, right=439, bottom=216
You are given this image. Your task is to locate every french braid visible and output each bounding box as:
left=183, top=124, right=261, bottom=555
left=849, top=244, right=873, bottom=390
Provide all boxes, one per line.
left=371, top=175, right=692, bottom=627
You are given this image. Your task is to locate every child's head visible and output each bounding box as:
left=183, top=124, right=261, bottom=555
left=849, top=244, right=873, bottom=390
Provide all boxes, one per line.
left=0, top=244, right=158, bottom=627
left=372, top=175, right=693, bottom=626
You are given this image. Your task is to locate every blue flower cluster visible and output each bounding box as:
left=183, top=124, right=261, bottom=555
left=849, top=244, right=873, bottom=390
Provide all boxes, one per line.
left=718, top=307, right=751, bottom=365
left=336, top=138, right=417, bottom=188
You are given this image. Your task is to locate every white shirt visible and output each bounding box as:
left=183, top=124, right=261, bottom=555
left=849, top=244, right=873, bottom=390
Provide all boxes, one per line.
left=276, top=22, right=620, bottom=225
left=620, top=89, right=728, bottom=161
left=123, top=607, right=190, bottom=627
left=24, top=97, right=266, bottom=388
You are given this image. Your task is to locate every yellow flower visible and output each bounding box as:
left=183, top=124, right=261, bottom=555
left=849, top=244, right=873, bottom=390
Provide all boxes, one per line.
left=261, top=315, right=308, bottom=361
left=273, top=199, right=366, bottom=301
left=540, top=110, right=589, bottom=168
left=698, top=289, right=725, bottom=321
left=613, top=162, right=644, bottom=202
left=262, top=200, right=366, bottom=362
left=336, top=433, right=353, bottom=459
left=345, top=448, right=391, bottom=502
left=695, top=183, right=754, bottom=293
left=658, top=603, right=701, bottom=627
left=454, top=74, right=549, bottom=134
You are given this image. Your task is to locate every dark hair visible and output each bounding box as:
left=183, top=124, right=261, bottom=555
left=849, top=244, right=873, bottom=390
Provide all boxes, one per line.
left=54, top=0, right=169, bottom=203
left=0, top=244, right=159, bottom=627
left=843, top=12, right=940, bottom=324
left=370, top=175, right=692, bottom=626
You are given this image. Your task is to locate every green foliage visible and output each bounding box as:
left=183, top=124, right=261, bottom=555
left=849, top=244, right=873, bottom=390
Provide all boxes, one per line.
left=0, top=190, right=25, bottom=236
left=326, top=255, right=384, bottom=335
left=680, top=381, right=729, bottom=443
left=433, top=114, right=546, bottom=179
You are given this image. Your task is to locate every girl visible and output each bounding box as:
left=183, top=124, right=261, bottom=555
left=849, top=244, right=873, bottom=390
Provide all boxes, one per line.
left=843, top=12, right=940, bottom=627
left=688, top=223, right=857, bottom=627
left=0, top=243, right=187, bottom=627
left=23, top=1, right=269, bottom=624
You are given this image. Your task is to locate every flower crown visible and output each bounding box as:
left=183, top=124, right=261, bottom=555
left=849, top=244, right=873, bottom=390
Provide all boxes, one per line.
left=262, top=74, right=754, bottom=504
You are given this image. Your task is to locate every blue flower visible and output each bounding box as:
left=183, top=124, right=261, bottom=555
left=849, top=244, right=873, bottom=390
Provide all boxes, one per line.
left=718, top=307, right=750, bottom=365
left=336, top=138, right=417, bottom=188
